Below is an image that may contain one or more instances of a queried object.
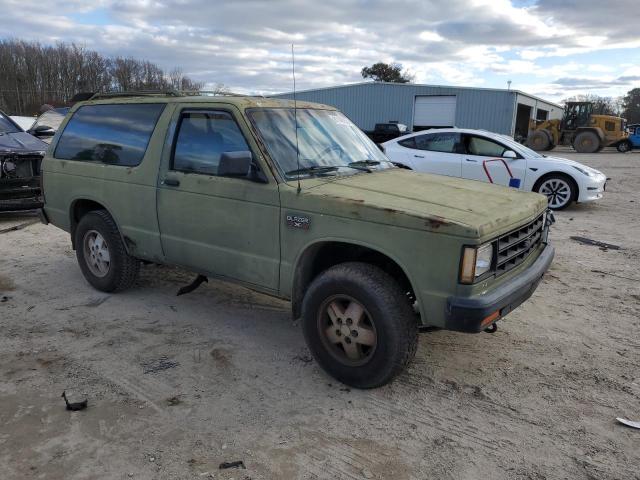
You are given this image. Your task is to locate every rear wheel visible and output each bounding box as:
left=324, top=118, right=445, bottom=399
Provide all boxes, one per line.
left=527, top=130, right=551, bottom=151
left=74, top=210, right=140, bottom=292
left=617, top=140, right=632, bottom=153
left=534, top=174, right=576, bottom=210
left=574, top=131, right=600, bottom=153
left=301, top=262, right=418, bottom=388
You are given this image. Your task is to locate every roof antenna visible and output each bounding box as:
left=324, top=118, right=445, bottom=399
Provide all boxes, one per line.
left=292, top=44, right=301, bottom=194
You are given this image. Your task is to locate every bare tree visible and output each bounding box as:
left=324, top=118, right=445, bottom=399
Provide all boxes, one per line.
left=0, top=39, right=206, bottom=115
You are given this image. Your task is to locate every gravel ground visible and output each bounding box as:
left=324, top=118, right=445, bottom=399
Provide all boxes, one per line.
left=1, top=149, right=639, bottom=480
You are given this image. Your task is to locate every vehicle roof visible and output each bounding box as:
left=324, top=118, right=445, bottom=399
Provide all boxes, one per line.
left=383, top=127, right=511, bottom=144
left=73, top=94, right=334, bottom=111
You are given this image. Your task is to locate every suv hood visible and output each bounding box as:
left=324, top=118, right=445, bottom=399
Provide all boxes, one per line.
left=0, top=131, right=48, bottom=155
left=293, top=169, right=548, bottom=240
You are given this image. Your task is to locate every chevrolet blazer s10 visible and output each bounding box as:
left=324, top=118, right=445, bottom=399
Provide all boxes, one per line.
left=40, top=93, right=554, bottom=388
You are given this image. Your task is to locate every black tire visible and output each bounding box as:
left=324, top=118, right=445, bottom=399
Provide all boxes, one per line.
left=527, top=130, right=551, bottom=151
left=574, top=131, right=600, bottom=153
left=617, top=140, right=632, bottom=153
left=301, top=262, right=418, bottom=389
left=533, top=173, right=577, bottom=210
left=74, top=210, right=140, bottom=292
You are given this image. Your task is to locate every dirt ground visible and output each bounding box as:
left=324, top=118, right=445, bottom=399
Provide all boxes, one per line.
left=1, top=148, right=639, bottom=480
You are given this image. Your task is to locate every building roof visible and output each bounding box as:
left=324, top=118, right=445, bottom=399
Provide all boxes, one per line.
left=273, top=81, right=563, bottom=109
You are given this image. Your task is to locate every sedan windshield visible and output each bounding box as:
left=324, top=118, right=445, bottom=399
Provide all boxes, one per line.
left=248, top=108, right=391, bottom=179
left=0, top=112, right=21, bottom=134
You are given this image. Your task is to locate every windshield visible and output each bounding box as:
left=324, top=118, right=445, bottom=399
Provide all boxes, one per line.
left=33, top=109, right=67, bottom=132
left=248, top=108, right=391, bottom=179
left=0, top=112, right=21, bottom=134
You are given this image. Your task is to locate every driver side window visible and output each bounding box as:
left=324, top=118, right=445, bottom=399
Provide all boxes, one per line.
left=172, top=110, right=250, bottom=175
left=466, top=135, right=507, bottom=157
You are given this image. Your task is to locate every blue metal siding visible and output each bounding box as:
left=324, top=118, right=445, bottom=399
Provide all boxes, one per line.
left=273, top=83, right=517, bottom=135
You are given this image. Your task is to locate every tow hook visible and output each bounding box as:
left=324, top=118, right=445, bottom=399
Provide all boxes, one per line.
left=484, top=323, right=498, bottom=334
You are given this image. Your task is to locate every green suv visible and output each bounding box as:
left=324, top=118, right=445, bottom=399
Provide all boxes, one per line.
left=40, top=92, right=554, bottom=388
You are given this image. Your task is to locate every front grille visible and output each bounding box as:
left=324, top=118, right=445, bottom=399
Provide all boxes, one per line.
left=0, top=155, right=42, bottom=179
left=495, top=213, right=545, bottom=275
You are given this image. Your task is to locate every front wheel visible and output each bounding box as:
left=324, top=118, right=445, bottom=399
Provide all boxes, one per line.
left=301, top=262, right=418, bottom=388
left=527, top=130, right=551, bottom=151
left=534, top=174, right=577, bottom=210
left=617, top=140, right=632, bottom=153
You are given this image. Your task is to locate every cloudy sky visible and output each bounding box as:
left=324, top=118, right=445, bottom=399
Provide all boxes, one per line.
left=1, top=0, right=638, bottom=100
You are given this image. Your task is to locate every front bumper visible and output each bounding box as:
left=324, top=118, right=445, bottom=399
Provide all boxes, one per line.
left=0, top=180, right=43, bottom=212
left=577, top=174, right=607, bottom=203
left=444, top=244, right=555, bottom=333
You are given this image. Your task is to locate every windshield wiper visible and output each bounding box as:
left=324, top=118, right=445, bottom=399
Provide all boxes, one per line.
left=349, top=159, right=380, bottom=166
left=348, top=160, right=380, bottom=168
left=285, top=165, right=340, bottom=176
left=286, top=162, right=377, bottom=177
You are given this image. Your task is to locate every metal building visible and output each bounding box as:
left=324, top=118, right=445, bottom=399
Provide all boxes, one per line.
left=272, top=82, right=562, bottom=138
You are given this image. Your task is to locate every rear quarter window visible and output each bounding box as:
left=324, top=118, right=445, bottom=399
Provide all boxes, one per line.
left=54, top=103, right=165, bottom=166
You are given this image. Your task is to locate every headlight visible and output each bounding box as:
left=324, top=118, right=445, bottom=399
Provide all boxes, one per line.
left=572, top=165, right=601, bottom=177
left=460, top=243, right=494, bottom=284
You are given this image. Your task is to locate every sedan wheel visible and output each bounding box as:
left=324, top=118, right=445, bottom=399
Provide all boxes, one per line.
left=537, top=177, right=573, bottom=210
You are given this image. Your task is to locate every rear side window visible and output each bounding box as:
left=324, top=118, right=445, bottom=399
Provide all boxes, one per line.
left=415, top=132, right=461, bottom=153
left=172, top=111, right=250, bottom=175
left=54, top=104, right=165, bottom=166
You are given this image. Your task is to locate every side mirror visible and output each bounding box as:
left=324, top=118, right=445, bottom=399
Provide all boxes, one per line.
left=29, top=125, right=55, bottom=137
left=503, top=150, right=517, bottom=159
left=217, top=150, right=253, bottom=177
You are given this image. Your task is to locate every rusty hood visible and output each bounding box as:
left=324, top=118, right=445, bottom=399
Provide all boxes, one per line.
left=291, top=169, right=548, bottom=239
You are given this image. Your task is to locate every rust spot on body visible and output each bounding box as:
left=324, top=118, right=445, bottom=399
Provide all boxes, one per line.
left=426, top=216, right=450, bottom=229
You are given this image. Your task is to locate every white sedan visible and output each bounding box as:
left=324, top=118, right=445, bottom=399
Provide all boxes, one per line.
left=382, top=128, right=607, bottom=210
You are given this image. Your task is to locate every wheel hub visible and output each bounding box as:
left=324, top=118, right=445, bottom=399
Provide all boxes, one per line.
left=318, top=295, right=377, bottom=366
left=83, top=230, right=111, bottom=277
left=539, top=178, right=570, bottom=209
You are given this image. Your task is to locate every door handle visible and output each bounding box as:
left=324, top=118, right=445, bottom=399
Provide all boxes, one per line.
left=414, top=154, right=425, bottom=158
left=465, top=158, right=478, bottom=163
left=163, top=177, right=180, bottom=187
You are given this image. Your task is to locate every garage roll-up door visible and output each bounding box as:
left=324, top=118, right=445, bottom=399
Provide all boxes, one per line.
left=413, top=95, right=457, bottom=128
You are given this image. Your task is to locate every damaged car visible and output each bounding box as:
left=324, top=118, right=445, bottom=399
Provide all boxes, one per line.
left=0, top=109, right=47, bottom=211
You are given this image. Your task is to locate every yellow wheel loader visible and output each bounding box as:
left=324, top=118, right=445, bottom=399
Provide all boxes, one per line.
left=527, top=102, right=630, bottom=153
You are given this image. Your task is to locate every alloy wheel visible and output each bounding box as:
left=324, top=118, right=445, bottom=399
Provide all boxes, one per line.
left=317, top=295, right=377, bottom=366
left=539, top=178, right=572, bottom=209
left=83, top=230, right=111, bottom=277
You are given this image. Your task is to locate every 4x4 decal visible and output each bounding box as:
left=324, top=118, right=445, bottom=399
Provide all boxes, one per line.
left=286, top=213, right=310, bottom=230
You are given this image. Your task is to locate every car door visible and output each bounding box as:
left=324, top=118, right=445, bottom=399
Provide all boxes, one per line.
left=632, top=127, right=640, bottom=147
left=460, top=133, right=527, bottom=189
left=156, top=105, right=280, bottom=292
left=396, top=132, right=463, bottom=177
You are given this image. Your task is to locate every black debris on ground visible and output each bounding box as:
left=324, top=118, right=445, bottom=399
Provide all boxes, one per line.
left=219, top=460, right=246, bottom=470
left=570, top=236, right=621, bottom=251
left=141, top=356, right=179, bottom=374
left=61, top=391, right=88, bottom=411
